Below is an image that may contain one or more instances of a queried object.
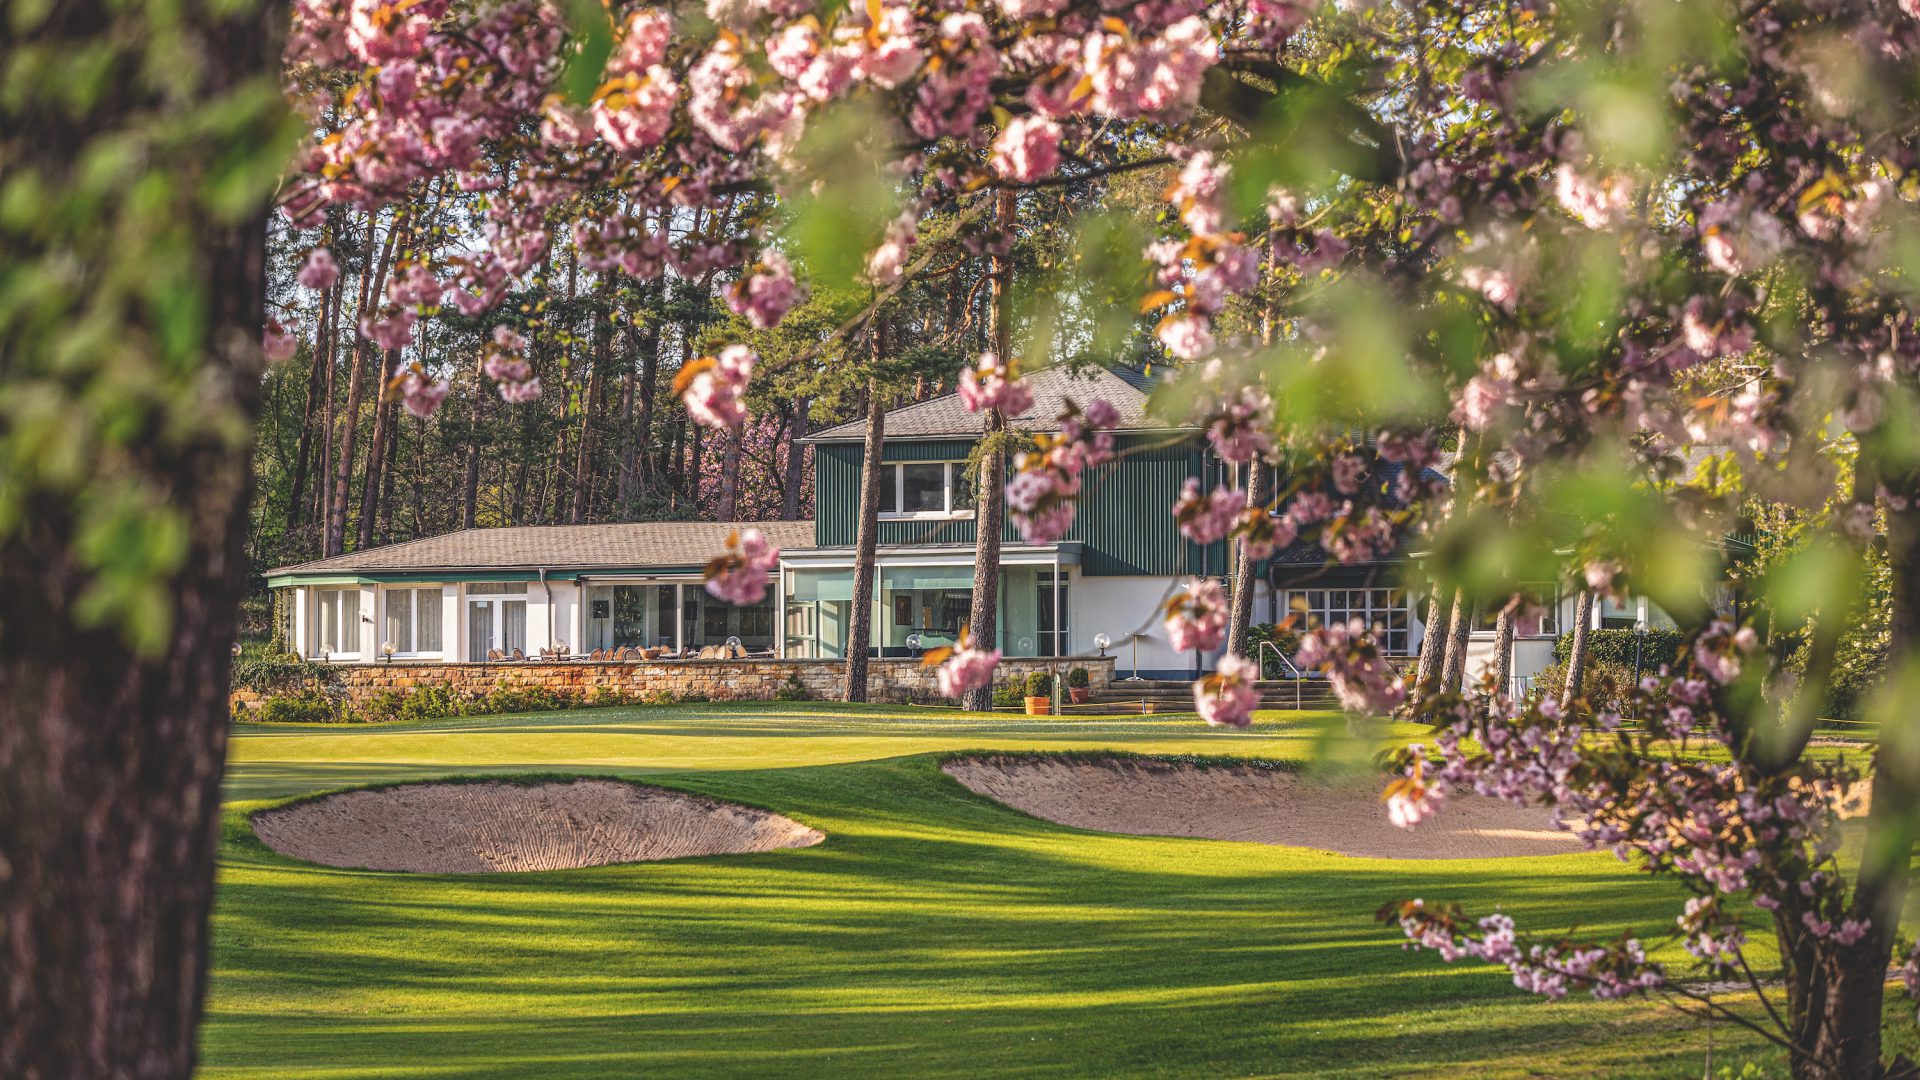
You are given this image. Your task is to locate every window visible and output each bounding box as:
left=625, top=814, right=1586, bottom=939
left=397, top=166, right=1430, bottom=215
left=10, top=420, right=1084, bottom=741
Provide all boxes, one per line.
left=880, top=462, right=971, bottom=518
left=383, top=588, right=443, bottom=655
left=1600, top=593, right=1642, bottom=630
left=314, top=587, right=361, bottom=656
left=1282, top=588, right=1412, bottom=656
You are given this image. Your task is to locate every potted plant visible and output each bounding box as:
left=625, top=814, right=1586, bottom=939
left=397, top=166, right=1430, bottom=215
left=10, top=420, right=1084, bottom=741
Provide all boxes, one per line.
left=1066, top=666, right=1091, bottom=705
left=1023, top=671, right=1053, bottom=716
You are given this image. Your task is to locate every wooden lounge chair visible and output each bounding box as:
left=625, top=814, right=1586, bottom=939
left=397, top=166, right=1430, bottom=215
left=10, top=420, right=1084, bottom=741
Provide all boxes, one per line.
left=487, top=648, right=504, bottom=662
left=590, top=648, right=605, bottom=661
left=511, top=648, right=526, bottom=661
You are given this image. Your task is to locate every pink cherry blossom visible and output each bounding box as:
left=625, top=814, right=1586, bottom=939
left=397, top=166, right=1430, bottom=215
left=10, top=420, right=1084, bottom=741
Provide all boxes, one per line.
left=704, top=527, right=780, bottom=606
left=1194, top=654, right=1260, bottom=728
left=296, top=248, right=339, bottom=291
left=990, top=116, right=1064, bottom=183
left=1164, top=577, right=1229, bottom=653
left=936, top=640, right=1002, bottom=699
left=681, top=344, right=757, bottom=429
left=726, top=251, right=802, bottom=329
left=956, top=352, right=1034, bottom=416
left=1173, top=478, right=1244, bottom=545
left=394, top=369, right=450, bottom=418
left=262, top=322, right=298, bottom=362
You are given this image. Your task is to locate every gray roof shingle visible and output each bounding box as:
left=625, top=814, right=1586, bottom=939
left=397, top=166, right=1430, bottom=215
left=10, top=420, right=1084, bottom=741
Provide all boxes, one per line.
left=806, top=364, right=1174, bottom=442
left=266, top=520, right=817, bottom=577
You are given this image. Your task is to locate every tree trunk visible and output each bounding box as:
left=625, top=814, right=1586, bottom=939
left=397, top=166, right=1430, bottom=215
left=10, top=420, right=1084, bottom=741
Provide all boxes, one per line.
left=782, top=396, right=809, bottom=520
left=844, top=379, right=888, bottom=703
left=1561, top=590, right=1594, bottom=707
left=962, top=188, right=1017, bottom=712
left=325, top=213, right=398, bottom=555
left=462, top=383, right=484, bottom=530
left=375, top=397, right=401, bottom=542
left=0, top=4, right=271, bottom=1074
left=286, top=237, right=341, bottom=531
left=1225, top=461, right=1271, bottom=659
left=1414, top=587, right=1450, bottom=689
left=571, top=280, right=613, bottom=525
left=715, top=425, right=742, bottom=521
left=1441, top=588, right=1472, bottom=692
left=1488, top=604, right=1515, bottom=699
left=355, top=351, right=397, bottom=551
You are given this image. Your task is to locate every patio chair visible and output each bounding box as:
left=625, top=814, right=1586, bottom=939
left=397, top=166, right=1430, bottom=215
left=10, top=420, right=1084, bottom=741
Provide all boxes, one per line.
left=590, top=648, right=605, bottom=661
left=487, top=649, right=504, bottom=662
left=511, top=648, right=526, bottom=661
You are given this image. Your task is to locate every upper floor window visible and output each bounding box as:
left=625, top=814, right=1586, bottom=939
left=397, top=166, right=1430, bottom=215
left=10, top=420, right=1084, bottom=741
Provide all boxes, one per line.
left=881, top=462, right=973, bottom=519
left=1475, top=582, right=1561, bottom=638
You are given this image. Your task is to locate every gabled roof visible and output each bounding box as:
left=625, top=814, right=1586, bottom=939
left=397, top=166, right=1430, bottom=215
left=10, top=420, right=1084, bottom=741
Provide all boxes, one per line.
left=806, top=363, right=1176, bottom=443
left=266, top=520, right=817, bottom=578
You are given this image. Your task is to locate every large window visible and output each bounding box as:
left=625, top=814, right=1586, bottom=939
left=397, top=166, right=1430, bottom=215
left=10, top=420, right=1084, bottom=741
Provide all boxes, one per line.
left=881, top=462, right=972, bottom=518
left=466, top=583, right=527, bottom=661
left=383, top=587, right=443, bottom=655
left=314, top=587, right=361, bottom=657
left=1282, top=588, right=1412, bottom=655
left=785, top=569, right=854, bottom=658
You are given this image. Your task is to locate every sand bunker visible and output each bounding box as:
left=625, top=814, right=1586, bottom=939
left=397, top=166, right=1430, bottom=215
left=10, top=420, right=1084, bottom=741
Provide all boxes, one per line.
left=252, top=779, right=823, bottom=873
left=944, top=756, right=1582, bottom=860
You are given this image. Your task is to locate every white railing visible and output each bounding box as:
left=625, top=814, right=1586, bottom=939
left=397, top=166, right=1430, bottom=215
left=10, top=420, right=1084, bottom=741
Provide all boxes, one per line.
left=1256, top=640, right=1305, bottom=711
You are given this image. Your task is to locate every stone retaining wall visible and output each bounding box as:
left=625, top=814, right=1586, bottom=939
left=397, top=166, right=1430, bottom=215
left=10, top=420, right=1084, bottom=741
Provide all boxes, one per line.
left=231, top=656, right=1115, bottom=714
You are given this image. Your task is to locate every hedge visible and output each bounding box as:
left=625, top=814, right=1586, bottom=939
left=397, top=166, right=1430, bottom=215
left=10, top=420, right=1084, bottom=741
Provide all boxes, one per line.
left=1552, top=628, right=1685, bottom=670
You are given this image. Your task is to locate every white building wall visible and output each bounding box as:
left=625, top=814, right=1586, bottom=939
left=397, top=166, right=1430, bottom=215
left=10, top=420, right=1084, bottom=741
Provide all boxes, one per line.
left=1069, top=574, right=1225, bottom=678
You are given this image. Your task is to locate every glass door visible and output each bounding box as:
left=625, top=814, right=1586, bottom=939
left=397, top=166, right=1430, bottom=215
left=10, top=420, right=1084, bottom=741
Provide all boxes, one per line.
left=466, top=596, right=529, bottom=659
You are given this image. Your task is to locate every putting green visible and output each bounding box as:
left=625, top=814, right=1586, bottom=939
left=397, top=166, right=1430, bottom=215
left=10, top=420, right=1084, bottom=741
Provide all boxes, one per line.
left=204, top=703, right=1909, bottom=1077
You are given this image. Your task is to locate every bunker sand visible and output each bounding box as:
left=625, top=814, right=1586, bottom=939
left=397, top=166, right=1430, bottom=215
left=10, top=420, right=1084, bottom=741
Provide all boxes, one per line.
left=944, top=755, right=1583, bottom=860
left=253, top=779, right=823, bottom=872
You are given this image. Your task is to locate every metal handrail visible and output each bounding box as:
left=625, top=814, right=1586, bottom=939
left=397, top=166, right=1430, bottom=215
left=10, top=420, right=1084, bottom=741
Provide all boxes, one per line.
left=1255, top=640, right=1305, bottom=711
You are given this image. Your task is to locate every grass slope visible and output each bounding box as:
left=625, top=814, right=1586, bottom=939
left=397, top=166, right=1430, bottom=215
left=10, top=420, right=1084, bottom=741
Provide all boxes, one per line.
left=206, top=704, right=1904, bottom=1078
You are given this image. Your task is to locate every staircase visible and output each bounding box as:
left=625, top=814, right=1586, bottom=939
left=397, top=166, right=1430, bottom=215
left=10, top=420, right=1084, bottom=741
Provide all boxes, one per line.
left=1081, top=678, right=1339, bottom=715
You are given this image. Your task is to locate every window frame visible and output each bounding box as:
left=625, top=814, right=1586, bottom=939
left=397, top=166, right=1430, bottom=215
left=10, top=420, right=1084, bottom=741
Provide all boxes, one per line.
left=383, top=586, right=444, bottom=658
left=878, top=461, right=973, bottom=521
left=312, top=585, right=363, bottom=659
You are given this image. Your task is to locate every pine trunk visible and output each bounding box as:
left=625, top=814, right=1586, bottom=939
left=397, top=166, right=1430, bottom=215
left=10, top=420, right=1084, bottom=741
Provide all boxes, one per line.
left=1441, top=588, right=1472, bottom=692
left=1225, top=462, right=1270, bottom=659
left=570, top=281, right=612, bottom=525
left=844, top=380, right=887, bottom=703
left=325, top=215, right=397, bottom=555
left=1561, top=590, right=1595, bottom=706
left=1488, top=605, right=1515, bottom=699
left=286, top=257, right=339, bottom=531
left=782, top=397, right=809, bottom=520
left=1414, top=588, right=1450, bottom=689
left=962, top=188, right=1017, bottom=712
left=354, top=353, right=397, bottom=551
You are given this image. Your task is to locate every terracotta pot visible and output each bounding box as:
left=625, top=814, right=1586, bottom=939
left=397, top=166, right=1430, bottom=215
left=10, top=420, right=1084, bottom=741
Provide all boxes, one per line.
left=1068, top=687, right=1090, bottom=705
left=1024, top=696, right=1051, bottom=716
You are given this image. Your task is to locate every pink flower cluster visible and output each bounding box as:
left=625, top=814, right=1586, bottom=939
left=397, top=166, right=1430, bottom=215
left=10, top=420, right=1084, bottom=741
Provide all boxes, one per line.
left=387, top=361, right=450, bottom=419
left=1005, top=399, right=1119, bottom=544
left=990, top=115, right=1064, bottom=183
left=1164, top=578, right=1228, bottom=653
left=703, top=527, right=781, bottom=605
left=1293, top=619, right=1407, bottom=715
left=481, top=325, right=541, bottom=404
left=935, top=640, right=1002, bottom=699
left=681, top=345, right=757, bottom=429
left=956, top=352, right=1034, bottom=416
left=1194, top=654, right=1260, bottom=728
left=725, top=251, right=802, bottom=329
left=1172, top=478, right=1245, bottom=545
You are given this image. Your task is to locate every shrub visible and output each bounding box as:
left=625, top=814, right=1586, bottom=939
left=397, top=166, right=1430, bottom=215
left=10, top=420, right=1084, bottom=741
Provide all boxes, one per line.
left=1552, top=628, right=1686, bottom=670
left=1532, top=659, right=1638, bottom=715
left=991, top=679, right=1023, bottom=709
left=773, top=672, right=814, bottom=701
left=232, top=648, right=334, bottom=696
left=1024, top=671, right=1053, bottom=697
left=253, top=693, right=340, bottom=724
left=680, top=690, right=711, bottom=703
left=1066, top=666, right=1090, bottom=690
left=1249, top=623, right=1302, bottom=678
left=586, top=686, right=641, bottom=708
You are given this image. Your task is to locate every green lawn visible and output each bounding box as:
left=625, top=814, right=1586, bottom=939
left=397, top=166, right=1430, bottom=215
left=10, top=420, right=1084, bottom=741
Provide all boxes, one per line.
left=205, top=703, right=1897, bottom=1077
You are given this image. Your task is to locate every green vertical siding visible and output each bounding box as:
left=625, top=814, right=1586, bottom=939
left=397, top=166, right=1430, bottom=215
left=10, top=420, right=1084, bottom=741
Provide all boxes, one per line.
left=810, top=433, right=1217, bottom=576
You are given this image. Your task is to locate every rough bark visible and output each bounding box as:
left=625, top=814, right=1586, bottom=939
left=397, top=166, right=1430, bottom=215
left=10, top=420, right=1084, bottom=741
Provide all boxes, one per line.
left=781, top=396, right=810, bottom=521
left=286, top=238, right=341, bottom=531
left=571, top=279, right=613, bottom=525
left=354, top=351, right=397, bottom=551
left=1414, top=587, right=1450, bottom=689
left=1225, top=461, right=1271, bottom=660
left=714, top=426, right=741, bottom=521
left=0, top=4, right=271, bottom=1075
left=324, top=213, right=398, bottom=555
left=844, top=379, right=888, bottom=703
left=461, top=383, right=484, bottom=530
left=961, top=188, right=1016, bottom=712
left=1441, top=588, right=1472, bottom=692
left=1561, top=590, right=1595, bottom=707
left=1488, top=604, right=1515, bottom=699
